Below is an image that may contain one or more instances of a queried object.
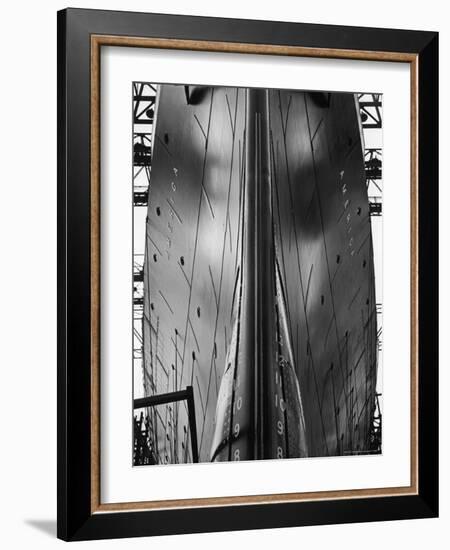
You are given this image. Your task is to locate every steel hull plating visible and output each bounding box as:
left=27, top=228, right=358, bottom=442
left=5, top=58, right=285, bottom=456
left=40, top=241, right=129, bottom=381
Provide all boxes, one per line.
left=141, top=84, right=378, bottom=464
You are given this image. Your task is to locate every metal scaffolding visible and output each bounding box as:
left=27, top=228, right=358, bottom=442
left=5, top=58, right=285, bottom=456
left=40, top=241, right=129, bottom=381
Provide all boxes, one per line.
left=133, top=83, right=156, bottom=207
left=358, top=93, right=382, bottom=129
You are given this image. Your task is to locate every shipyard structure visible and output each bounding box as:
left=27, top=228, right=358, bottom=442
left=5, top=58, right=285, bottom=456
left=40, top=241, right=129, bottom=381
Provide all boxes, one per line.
left=133, top=84, right=381, bottom=465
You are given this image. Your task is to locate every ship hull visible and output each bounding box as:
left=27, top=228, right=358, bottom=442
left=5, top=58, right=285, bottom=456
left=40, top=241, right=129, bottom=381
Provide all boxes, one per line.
left=140, top=84, right=378, bottom=464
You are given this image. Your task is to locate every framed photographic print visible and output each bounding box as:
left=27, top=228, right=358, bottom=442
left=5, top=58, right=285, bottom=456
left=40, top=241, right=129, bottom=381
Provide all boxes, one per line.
left=57, top=8, right=438, bottom=541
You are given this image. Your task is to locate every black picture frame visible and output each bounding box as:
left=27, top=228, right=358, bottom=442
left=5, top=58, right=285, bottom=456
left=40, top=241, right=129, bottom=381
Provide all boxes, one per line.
left=57, top=7, right=438, bottom=541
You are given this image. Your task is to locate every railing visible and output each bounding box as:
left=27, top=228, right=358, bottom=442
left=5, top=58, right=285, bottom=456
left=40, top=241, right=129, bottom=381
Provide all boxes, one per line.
left=133, top=386, right=199, bottom=465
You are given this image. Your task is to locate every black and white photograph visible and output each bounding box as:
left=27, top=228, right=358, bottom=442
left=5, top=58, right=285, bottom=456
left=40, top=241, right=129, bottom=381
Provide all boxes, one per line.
left=132, top=83, right=383, bottom=466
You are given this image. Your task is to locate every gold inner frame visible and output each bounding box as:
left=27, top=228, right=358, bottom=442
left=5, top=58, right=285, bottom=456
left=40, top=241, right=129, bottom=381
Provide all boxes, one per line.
left=90, top=35, right=419, bottom=514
